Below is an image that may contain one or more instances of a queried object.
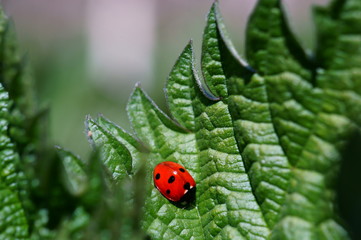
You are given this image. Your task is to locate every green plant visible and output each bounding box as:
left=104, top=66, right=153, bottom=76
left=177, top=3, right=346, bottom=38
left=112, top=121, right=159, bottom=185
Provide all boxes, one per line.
left=0, top=0, right=360, bottom=239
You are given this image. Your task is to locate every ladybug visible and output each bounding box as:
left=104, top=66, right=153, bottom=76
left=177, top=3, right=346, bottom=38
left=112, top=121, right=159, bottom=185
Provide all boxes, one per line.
left=153, top=161, right=196, bottom=203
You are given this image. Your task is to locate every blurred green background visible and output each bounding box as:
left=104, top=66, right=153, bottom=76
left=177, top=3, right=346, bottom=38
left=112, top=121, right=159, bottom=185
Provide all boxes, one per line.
left=1, top=0, right=329, bottom=159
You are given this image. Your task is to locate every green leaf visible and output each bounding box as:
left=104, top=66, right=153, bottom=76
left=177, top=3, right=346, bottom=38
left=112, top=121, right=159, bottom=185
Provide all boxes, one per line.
left=81, top=0, right=360, bottom=239
left=314, top=0, right=361, bottom=123
left=0, top=84, right=28, bottom=239
left=166, top=42, right=197, bottom=131
left=0, top=10, right=35, bottom=116
left=243, top=0, right=360, bottom=238
left=246, top=0, right=312, bottom=80
left=86, top=115, right=133, bottom=181
left=0, top=7, right=39, bottom=232
left=0, top=8, right=37, bottom=153
left=54, top=207, right=89, bottom=240
left=95, top=114, right=146, bottom=172
left=56, top=146, right=87, bottom=196
left=29, top=209, right=55, bottom=240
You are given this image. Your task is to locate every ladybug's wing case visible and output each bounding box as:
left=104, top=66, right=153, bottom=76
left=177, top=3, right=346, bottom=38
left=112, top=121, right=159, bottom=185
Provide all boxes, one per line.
left=153, top=162, right=196, bottom=202
left=162, top=161, right=196, bottom=187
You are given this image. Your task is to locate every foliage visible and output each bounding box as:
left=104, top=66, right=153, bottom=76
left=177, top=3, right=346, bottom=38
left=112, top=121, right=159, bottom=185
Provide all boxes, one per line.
left=0, top=0, right=360, bottom=239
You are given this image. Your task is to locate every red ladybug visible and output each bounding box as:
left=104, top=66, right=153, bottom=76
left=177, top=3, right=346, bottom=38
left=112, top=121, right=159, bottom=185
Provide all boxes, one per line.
left=153, top=161, right=196, bottom=202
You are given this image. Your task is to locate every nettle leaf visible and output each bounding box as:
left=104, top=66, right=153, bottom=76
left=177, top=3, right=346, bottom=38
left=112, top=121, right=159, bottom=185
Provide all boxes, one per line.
left=0, top=10, right=35, bottom=115
left=0, top=8, right=36, bottom=150
left=86, top=115, right=135, bottom=181
left=57, top=146, right=87, bottom=196
left=85, top=0, right=360, bottom=239
left=0, top=7, right=38, bottom=233
left=0, top=84, right=28, bottom=238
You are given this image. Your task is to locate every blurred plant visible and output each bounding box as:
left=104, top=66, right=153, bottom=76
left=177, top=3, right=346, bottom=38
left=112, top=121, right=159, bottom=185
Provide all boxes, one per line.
left=0, top=0, right=360, bottom=239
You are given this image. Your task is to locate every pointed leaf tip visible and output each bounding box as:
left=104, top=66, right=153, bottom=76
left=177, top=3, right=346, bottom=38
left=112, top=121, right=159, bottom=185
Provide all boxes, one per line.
left=246, top=0, right=311, bottom=79
left=135, top=82, right=141, bottom=88
left=57, top=146, right=87, bottom=196
left=166, top=41, right=197, bottom=131
left=128, top=84, right=188, bottom=149
left=86, top=117, right=133, bottom=180
left=96, top=114, right=145, bottom=171
left=202, top=2, right=253, bottom=98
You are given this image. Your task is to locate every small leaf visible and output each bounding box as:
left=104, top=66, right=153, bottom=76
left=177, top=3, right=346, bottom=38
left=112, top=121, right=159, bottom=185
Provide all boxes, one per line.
left=96, top=114, right=146, bottom=172
left=127, top=85, right=188, bottom=149
left=86, top=116, right=132, bottom=181
left=166, top=42, right=197, bottom=131
left=56, top=146, right=88, bottom=196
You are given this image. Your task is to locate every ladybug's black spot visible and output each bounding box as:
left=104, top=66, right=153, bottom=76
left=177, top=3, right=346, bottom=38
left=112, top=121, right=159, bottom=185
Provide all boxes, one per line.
left=184, top=182, right=190, bottom=190
left=155, top=173, right=160, bottom=180
left=166, top=189, right=171, bottom=195
left=179, top=168, right=185, bottom=172
left=168, top=175, right=175, bottom=183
